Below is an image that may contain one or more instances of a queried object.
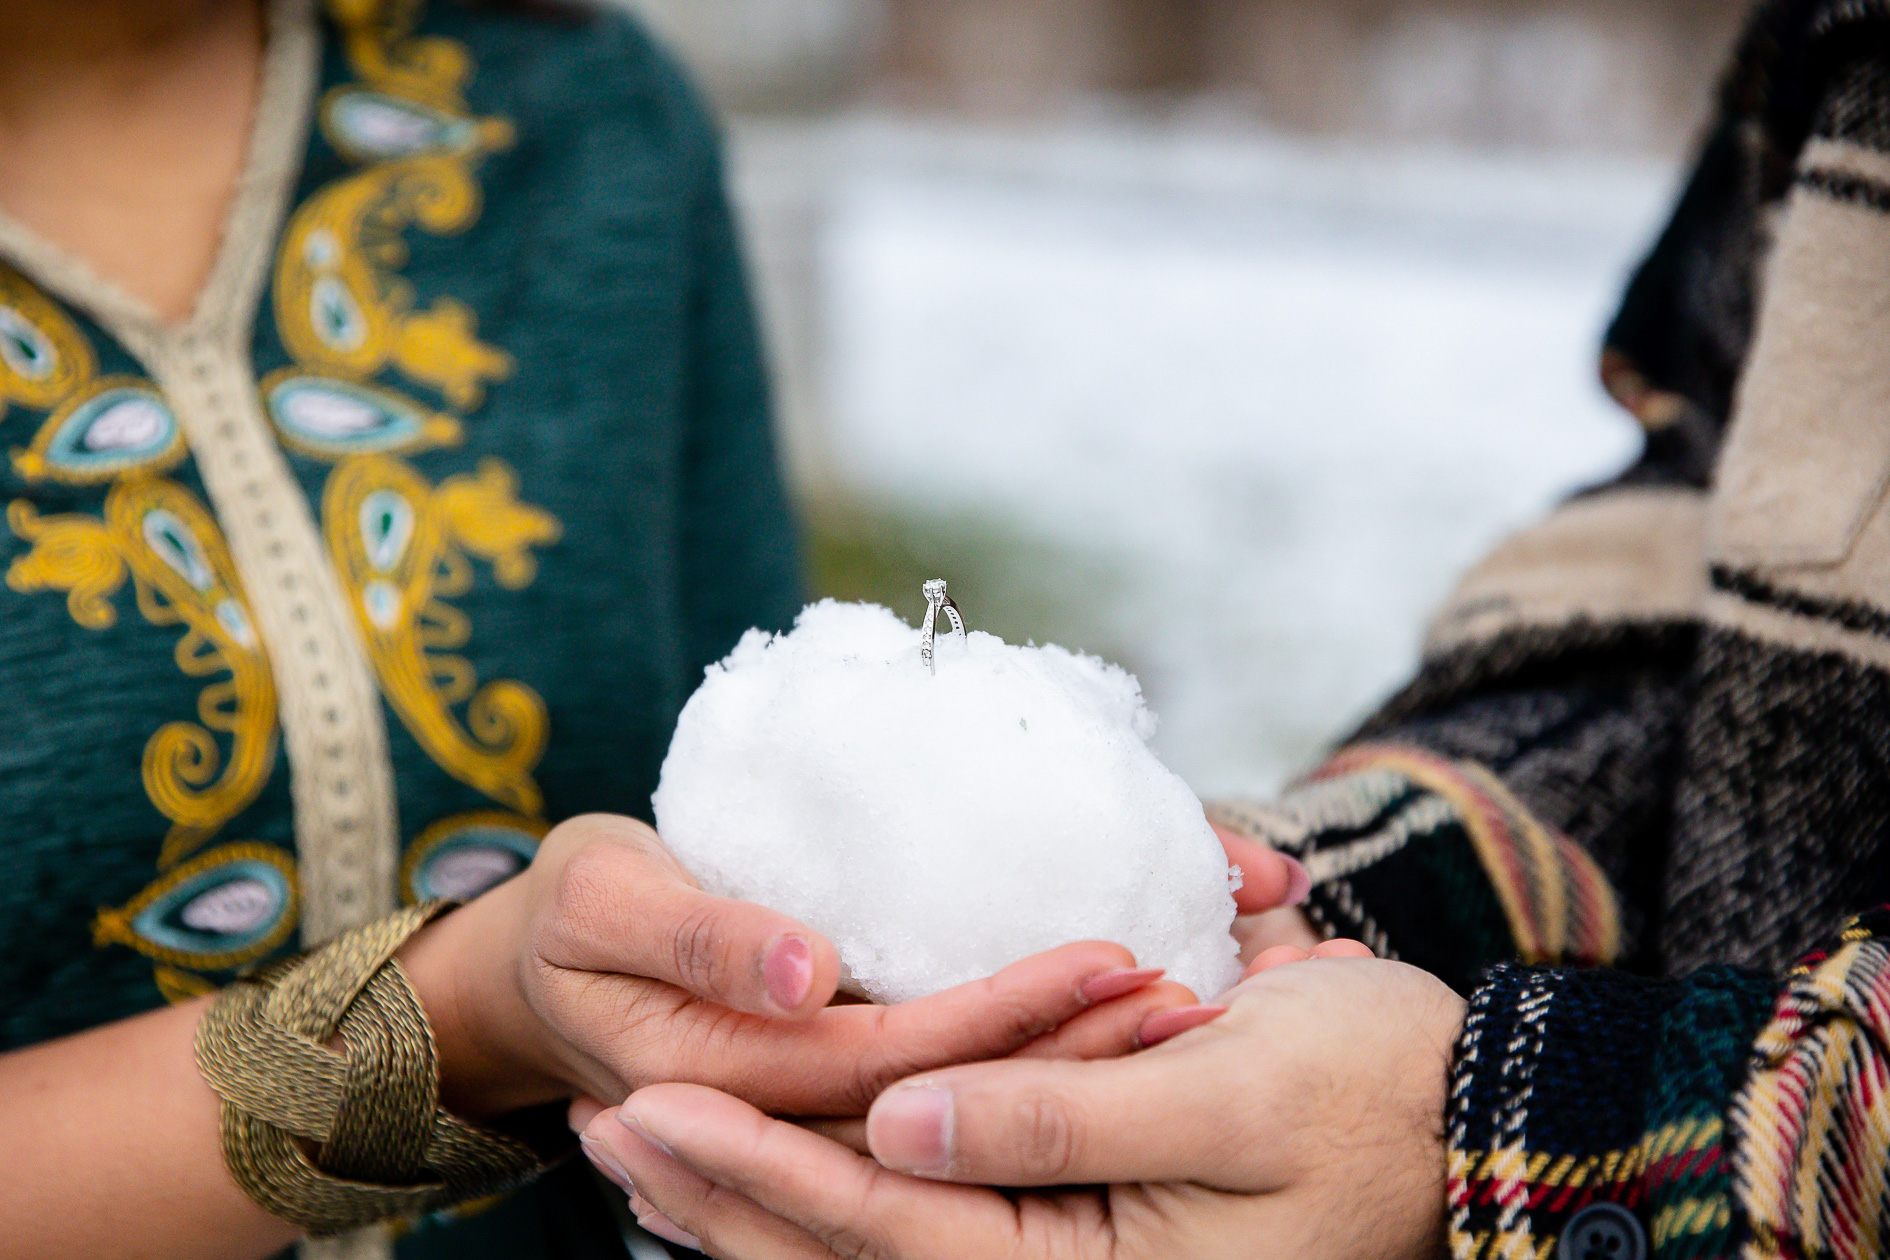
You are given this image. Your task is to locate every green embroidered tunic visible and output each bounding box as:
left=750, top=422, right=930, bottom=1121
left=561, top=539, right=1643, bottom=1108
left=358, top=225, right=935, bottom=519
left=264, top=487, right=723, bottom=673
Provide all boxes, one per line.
left=0, top=0, right=798, bottom=1253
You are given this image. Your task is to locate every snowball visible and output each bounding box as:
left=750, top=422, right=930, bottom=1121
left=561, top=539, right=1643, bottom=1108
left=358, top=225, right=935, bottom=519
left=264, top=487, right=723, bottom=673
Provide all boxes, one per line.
left=652, top=598, right=1243, bottom=1003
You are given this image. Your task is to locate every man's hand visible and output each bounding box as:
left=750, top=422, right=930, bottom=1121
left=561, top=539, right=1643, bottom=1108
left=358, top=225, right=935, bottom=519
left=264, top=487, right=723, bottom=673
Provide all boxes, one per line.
left=582, top=947, right=1466, bottom=1260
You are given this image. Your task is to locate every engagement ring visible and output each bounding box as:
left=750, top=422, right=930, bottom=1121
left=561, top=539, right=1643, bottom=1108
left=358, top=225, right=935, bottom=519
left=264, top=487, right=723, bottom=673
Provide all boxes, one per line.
left=920, top=578, right=966, bottom=673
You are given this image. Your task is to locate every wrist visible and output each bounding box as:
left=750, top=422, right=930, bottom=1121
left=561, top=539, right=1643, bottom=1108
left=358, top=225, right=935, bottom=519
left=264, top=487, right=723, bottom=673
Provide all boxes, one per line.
left=197, top=903, right=560, bottom=1235
left=398, top=885, right=569, bottom=1120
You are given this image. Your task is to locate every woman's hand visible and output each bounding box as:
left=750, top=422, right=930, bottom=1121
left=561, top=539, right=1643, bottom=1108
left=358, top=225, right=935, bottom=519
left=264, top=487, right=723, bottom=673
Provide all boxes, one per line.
left=583, top=946, right=1466, bottom=1260
left=397, top=813, right=1192, bottom=1121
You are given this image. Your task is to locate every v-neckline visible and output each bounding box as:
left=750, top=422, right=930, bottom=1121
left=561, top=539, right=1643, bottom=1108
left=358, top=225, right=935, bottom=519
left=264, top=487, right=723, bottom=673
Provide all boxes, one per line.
left=0, top=0, right=319, bottom=358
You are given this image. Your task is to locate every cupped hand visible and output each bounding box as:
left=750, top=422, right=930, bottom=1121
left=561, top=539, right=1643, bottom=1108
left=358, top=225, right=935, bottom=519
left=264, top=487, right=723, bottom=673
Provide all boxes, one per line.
left=396, top=813, right=1194, bottom=1121
left=584, top=944, right=1465, bottom=1260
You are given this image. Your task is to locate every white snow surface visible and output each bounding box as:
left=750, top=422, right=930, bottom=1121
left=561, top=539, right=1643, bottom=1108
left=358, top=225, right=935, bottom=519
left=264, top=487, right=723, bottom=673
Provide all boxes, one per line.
left=653, top=598, right=1244, bottom=1004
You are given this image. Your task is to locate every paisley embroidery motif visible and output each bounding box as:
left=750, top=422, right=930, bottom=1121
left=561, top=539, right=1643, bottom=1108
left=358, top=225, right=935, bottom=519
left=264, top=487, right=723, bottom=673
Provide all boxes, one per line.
left=7, top=480, right=279, bottom=866
left=11, top=377, right=186, bottom=484
left=93, top=842, right=298, bottom=971
left=274, top=157, right=513, bottom=409
left=0, top=266, right=96, bottom=414
left=400, top=810, right=545, bottom=903
left=263, top=368, right=461, bottom=458
left=323, top=454, right=558, bottom=815
left=323, top=88, right=505, bottom=163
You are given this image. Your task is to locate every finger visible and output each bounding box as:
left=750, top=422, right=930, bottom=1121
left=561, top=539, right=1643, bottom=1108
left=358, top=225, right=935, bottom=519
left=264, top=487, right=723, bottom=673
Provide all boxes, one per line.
left=1242, top=938, right=1370, bottom=979
left=860, top=940, right=1141, bottom=1074
left=614, top=1086, right=1022, bottom=1260
left=757, top=939, right=1146, bottom=1114
left=1244, top=944, right=1312, bottom=977
left=604, top=939, right=1147, bottom=1116
left=567, top=1094, right=607, bottom=1132
left=1136, top=1003, right=1227, bottom=1047
left=785, top=967, right=1205, bottom=1149
left=1232, top=905, right=1323, bottom=962
left=542, top=820, right=842, bottom=1017
left=795, top=1115, right=868, bottom=1154
left=863, top=1033, right=1253, bottom=1185
left=1014, top=978, right=1199, bottom=1059
left=585, top=1103, right=835, bottom=1260
left=774, top=980, right=1207, bottom=1142
left=627, top=1193, right=708, bottom=1255
left=1213, top=825, right=1310, bottom=914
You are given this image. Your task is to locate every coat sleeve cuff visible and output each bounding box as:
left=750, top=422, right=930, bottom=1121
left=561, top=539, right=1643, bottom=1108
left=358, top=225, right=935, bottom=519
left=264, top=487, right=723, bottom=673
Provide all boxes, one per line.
left=1735, top=906, right=1890, bottom=1260
left=1209, top=742, right=1621, bottom=992
left=1448, top=962, right=1774, bottom=1260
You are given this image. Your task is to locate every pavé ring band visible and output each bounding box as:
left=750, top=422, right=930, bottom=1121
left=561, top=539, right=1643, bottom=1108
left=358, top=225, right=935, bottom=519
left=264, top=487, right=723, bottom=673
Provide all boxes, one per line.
left=920, top=578, right=966, bottom=673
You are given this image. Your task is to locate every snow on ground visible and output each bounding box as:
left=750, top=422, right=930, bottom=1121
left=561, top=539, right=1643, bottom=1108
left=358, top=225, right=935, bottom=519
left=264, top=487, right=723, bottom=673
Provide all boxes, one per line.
left=739, top=114, right=1676, bottom=797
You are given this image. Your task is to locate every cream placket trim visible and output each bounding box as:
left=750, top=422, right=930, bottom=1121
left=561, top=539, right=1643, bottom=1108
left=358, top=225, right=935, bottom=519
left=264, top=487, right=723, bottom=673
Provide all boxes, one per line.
left=138, top=340, right=403, bottom=944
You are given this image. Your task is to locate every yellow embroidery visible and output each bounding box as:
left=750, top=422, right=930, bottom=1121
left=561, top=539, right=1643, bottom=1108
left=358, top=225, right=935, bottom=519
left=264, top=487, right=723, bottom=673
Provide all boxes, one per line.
left=323, top=453, right=558, bottom=815
left=8, top=480, right=279, bottom=866
left=154, top=966, right=218, bottom=1004
left=320, top=88, right=510, bottom=166
left=280, top=1, right=515, bottom=408
left=93, top=841, right=299, bottom=971
left=433, top=457, right=559, bottom=588
left=274, top=157, right=513, bottom=408
left=11, top=376, right=188, bottom=484
left=400, top=809, right=546, bottom=903
left=274, top=2, right=561, bottom=823
left=0, top=267, right=285, bottom=999
left=0, top=266, right=96, bottom=414
left=327, top=0, right=476, bottom=110
left=260, top=366, right=462, bottom=460
left=8, top=500, right=128, bottom=630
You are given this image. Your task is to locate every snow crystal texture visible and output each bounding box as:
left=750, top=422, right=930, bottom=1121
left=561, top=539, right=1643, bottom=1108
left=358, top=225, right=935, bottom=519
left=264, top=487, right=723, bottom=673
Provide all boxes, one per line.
left=653, top=599, right=1243, bottom=1003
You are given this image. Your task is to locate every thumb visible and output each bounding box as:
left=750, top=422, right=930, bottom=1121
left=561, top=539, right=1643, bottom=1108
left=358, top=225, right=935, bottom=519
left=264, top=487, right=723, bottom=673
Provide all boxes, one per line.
left=864, top=1022, right=1258, bottom=1187
left=537, top=817, right=843, bottom=1018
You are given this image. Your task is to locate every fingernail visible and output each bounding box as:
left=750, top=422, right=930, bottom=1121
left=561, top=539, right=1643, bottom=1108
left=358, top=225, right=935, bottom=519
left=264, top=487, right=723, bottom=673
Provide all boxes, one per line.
left=579, top=1133, right=635, bottom=1194
left=635, top=1206, right=703, bottom=1252
left=1079, top=966, right=1165, bottom=1004
left=618, top=1110, right=674, bottom=1158
left=764, top=934, right=814, bottom=1012
left=1282, top=855, right=1312, bottom=906
left=1138, top=1004, right=1227, bottom=1048
left=868, top=1083, right=953, bottom=1177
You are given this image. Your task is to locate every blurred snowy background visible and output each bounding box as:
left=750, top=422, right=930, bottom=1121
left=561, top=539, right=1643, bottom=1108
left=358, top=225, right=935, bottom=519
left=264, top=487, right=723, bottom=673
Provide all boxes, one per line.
left=616, top=0, right=1743, bottom=797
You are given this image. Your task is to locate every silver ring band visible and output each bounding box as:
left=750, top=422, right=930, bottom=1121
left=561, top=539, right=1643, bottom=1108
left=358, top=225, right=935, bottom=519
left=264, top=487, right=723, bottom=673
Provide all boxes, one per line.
left=920, top=578, right=966, bottom=673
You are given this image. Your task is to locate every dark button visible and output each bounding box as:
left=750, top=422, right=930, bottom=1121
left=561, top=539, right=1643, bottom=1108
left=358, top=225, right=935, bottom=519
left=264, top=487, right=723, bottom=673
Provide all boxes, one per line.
left=1558, top=1203, right=1646, bottom=1260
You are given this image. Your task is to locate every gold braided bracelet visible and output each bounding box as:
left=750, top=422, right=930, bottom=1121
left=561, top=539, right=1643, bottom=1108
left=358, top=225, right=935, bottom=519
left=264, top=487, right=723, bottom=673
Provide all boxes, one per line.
left=194, top=901, right=561, bottom=1236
